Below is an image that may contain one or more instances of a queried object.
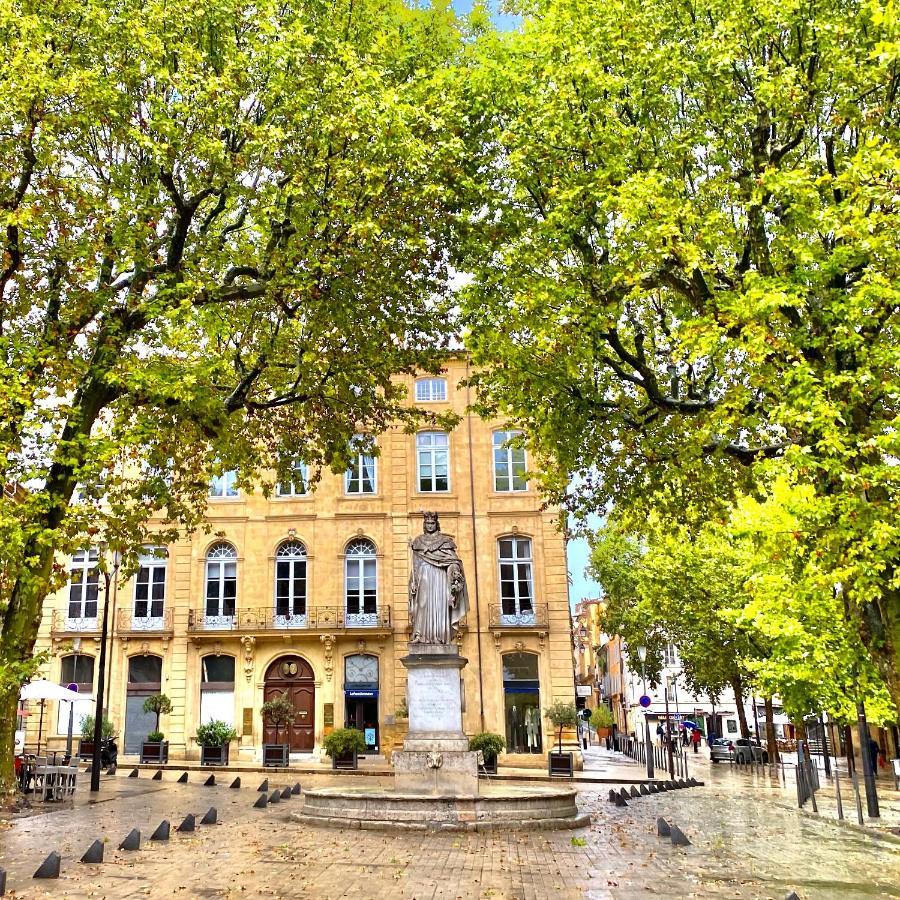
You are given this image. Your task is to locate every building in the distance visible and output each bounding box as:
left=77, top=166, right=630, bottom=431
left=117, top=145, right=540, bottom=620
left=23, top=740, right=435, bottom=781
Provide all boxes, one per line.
left=25, top=355, right=578, bottom=767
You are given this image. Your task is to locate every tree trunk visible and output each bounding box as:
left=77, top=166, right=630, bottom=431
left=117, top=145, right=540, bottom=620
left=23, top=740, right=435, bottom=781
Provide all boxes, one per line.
left=763, top=696, right=779, bottom=764
left=730, top=675, right=750, bottom=739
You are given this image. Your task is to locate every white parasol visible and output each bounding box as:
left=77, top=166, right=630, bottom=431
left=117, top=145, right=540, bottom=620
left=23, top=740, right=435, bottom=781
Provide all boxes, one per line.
left=19, top=680, right=82, bottom=755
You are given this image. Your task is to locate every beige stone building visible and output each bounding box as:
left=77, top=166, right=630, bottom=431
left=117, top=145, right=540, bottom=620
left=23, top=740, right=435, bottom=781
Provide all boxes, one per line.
left=26, top=356, right=576, bottom=767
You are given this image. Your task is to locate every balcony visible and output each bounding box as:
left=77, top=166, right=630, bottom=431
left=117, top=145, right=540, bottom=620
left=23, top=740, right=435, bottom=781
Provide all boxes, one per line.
left=488, top=602, right=548, bottom=630
left=116, top=608, right=174, bottom=636
left=187, top=605, right=392, bottom=636
left=49, top=610, right=99, bottom=636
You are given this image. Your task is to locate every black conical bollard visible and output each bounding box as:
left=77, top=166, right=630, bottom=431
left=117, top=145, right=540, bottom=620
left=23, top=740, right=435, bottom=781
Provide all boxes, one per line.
left=0, top=867, right=6, bottom=895
left=106, top=764, right=117, bottom=776
left=152, top=769, right=163, bottom=781
left=649, top=782, right=659, bottom=794
left=230, top=777, right=241, bottom=789
left=670, top=824, right=691, bottom=846
left=177, top=772, right=188, bottom=783
left=128, top=768, right=139, bottom=778
left=269, top=790, right=280, bottom=804
left=119, top=829, right=140, bottom=851
left=785, top=893, right=801, bottom=900
left=33, top=853, right=61, bottom=879
left=619, top=788, right=629, bottom=802
left=253, top=793, right=269, bottom=808
left=150, top=820, right=171, bottom=841
left=200, top=807, right=217, bottom=825
left=280, top=786, right=291, bottom=800
left=291, top=783, right=301, bottom=795
left=80, top=840, right=104, bottom=864
left=656, top=817, right=671, bottom=837
left=629, top=785, right=640, bottom=799
left=608, top=789, right=617, bottom=802
left=177, top=813, right=195, bottom=833
left=614, top=794, right=628, bottom=807
left=204, top=774, right=216, bottom=786
left=640, top=784, right=650, bottom=795
left=257, top=778, right=269, bottom=792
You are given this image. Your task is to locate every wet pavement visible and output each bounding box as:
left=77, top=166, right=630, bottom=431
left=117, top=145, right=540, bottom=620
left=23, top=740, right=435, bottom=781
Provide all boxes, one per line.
left=1, top=768, right=898, bottom=898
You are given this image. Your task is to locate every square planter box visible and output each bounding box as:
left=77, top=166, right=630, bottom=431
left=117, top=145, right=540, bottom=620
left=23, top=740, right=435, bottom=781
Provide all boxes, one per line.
left=548, top=751, right=574, bottom=777
left=77, top=739, right=96, bottom=761
left=140, top=741, right=169, bottom=764
left=200, top=744, right=230, bottom=766
left=262, top=743, right=290, bottom=767
left=331, top=750, right=358, bottom=770
left=478, top=756, right=498, bottom=775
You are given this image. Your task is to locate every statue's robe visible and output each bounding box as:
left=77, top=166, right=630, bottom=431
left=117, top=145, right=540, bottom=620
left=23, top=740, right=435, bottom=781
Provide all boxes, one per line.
left=408, top=532, right=470, bottom=644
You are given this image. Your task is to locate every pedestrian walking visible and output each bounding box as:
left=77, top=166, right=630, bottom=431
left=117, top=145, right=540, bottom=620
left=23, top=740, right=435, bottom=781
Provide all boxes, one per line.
left=690, top=727, right=702, bottom=754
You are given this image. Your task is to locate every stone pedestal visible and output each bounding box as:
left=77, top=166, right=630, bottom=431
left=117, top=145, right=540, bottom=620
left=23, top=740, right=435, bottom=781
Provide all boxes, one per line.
left=392, top=643, right=479, bottom=795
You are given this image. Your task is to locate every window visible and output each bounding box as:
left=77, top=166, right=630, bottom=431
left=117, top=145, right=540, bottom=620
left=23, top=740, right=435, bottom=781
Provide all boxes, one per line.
left=502, top=652, right=541, bottom=754
left=415, top=377, right=447, bottom=402
left=57, top=655, right=95, bottom=735
left=416, top=432, right=450, bottom=492
left=276, top=461, right=308, bottom=497
left=498, top=537, right=534, bottom=623
left=492, top=430, right=527, bottom=492
left=68, top=548, right=100, bottom=623
left=200, top=655, right=235, bottom=726
left=125, top=655, right=163, bottom=755
left=274, top=540, right=307, bottom=625
left=205, top=542, right=237, bottom=624
left=133, top=547, right=167, bottom=625
left=345, top=539, right=377, bottom=625
left=345, top=436, right=376, bottom=495
left=663, top=643, right=678, bottom=666
left=209, top=470, right=239, bottom=498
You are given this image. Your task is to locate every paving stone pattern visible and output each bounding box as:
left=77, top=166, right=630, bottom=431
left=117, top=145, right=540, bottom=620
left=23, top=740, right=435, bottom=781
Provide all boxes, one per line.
left=0, top=773, right=898, bottom=899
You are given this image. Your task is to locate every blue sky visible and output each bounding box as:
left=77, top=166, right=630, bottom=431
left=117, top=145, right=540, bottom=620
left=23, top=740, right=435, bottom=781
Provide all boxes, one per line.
left=450, top=0, right=520, bottom=30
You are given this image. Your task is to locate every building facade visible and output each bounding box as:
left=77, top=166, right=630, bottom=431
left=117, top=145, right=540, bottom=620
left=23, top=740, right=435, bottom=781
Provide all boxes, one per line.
left=26, top=357, right=577, bottom=767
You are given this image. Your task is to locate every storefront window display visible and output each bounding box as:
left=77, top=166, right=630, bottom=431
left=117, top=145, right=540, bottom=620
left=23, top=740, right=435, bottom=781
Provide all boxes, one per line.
left=503, top=652, right=542, bottom=754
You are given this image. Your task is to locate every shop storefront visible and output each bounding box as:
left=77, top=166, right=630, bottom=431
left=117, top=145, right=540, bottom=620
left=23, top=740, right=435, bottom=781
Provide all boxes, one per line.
left=502, top=652, right=542, bottom=754
left=344, top=654, right=379, bottom=752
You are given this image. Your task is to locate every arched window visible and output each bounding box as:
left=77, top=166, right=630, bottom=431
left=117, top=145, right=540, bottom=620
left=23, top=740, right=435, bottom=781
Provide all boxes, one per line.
left=502, top=652, right=541, bottom=754
left=133, top=546, right=167, bottom=628
left=67, top=548, right=100, bottom=628
left=492, top=430, right=527, bottom=492
left=274, top=540, right=308, bottom=626
left=200, top=655, right=236, bottom=726
left=498, top=536, right=534, bottom=624
left=345, top=539, right=377, bottom=625
left=416, top=432, right=450, bottom=492
left=205, top=542, right=237, bottom=627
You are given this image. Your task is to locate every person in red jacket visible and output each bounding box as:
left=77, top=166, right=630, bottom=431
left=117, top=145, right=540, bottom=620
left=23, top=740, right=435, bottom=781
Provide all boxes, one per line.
left=690, top=727, right=702, bottom=753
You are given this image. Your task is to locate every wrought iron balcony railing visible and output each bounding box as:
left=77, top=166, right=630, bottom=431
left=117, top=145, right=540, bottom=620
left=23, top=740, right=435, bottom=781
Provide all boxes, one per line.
left=186, top=604, right=392, bottom=633
left=488, top=602, right=549, bottom=629
left=49, top=609, right=99, bottom=636
left=115, top=608, right=174, bottom=635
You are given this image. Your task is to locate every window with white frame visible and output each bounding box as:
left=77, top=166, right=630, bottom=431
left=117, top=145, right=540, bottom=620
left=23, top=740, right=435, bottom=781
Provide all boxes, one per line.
left=345, top=539, right=377, bottom=624
left=276, top=461, right=308, bottom=497
left=492, top=430, right=527, bottom=492
left=133, top=547, right=167, bottom=626
left=68, top=548, right=100, bottom=623
left=274, top=540, right=307, bottom=623
left=663, top=643, right=678, bottom=666
left=416, top=432, right=450, bottom=492
left=498, top=536, right=534, bottom=622
left=345, top=436, right=376, bottom=494
left=209, top=470, right=239, bottom=498
left=205, top=542, right=237, bottom=623
left=415, top=377, right=447, bottom=402
left=57, top=655, right=95, bottom=734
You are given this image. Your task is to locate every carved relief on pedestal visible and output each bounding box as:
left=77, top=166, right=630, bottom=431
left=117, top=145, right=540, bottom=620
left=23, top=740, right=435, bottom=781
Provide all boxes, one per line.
left=320, top=633, right=336, bottom=681
left=240, top=635, right=255, bottom=683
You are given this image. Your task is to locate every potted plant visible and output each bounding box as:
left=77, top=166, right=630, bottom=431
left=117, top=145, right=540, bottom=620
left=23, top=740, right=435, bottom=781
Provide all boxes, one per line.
left=78, top=714, right=116, bottom=760
left=261, top=693, right=295, bottom=767
left=545, top=700, right=578, bottom=777
left=469, top=732, right=505, bottom=775
left=323, top=727, right=367, bottom=770
left=140, top=694, right=173, bottom=763
left=196, top=720, right=237, bottom=766
left=590, top=706, right=615, bottom=739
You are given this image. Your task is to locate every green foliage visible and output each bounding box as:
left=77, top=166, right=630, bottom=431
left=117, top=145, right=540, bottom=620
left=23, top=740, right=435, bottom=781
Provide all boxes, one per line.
left=146, top=731, right=165, bottom=743
left=79, top=714, right=116, bottom=740
left=544, top=700, right=577, bottom=754
left=323, top=727, right=367, bottom=758
left=468, top=732, right=505, bottom=758
left=261, top=693, right=296, bottom=740
left=589, top=707, right=614, bottom=731
left=458, top=0, right=900, bottom=709
left=195, top=720, right=237, bottom=748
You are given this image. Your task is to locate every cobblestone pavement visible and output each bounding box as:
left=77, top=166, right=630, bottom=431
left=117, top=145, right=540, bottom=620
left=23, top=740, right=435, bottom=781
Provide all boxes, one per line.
left=1, top=771, right=898, bottom=899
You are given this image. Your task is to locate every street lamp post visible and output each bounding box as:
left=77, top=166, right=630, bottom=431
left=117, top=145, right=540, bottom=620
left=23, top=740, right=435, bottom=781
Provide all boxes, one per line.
left=636, top=646, right=654, bottom=779
left=90, top=543, right=121, bottom=793
left=663, top=675, right=675, bottom=779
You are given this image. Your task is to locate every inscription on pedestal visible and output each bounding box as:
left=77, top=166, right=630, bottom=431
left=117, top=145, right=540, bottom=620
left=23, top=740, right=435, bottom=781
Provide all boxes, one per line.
left=409, top=668, right=461, bottom=734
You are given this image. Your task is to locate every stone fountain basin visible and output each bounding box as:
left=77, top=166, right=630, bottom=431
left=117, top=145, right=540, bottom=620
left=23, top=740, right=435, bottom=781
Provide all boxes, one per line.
left=296, top=784, right=591, bottom=832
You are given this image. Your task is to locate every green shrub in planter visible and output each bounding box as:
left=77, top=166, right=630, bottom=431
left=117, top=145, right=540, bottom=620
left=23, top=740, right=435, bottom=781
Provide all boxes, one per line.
left=196, top=720, right=237, bottom=748
left=323, top=727, right=367, bottom=758
left=589, top=707, right=615, bottom=731
left=143, top=694, right=173, bottom=734
left=468, top=732, right=505, bottom=758
left=544, top=700, right=578, bottom=754
left=147, top=730, right=165, bottom=743
left=80, top=714, right=116, bottom=740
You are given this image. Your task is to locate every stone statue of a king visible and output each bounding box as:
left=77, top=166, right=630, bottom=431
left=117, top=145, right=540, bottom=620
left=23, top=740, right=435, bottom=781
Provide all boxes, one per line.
left=408, top=512, right=469, bottom=644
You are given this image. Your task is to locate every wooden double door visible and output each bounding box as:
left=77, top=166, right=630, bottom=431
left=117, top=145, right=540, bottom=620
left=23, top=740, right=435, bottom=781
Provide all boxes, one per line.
left=263, top=655, right=315, bottom=752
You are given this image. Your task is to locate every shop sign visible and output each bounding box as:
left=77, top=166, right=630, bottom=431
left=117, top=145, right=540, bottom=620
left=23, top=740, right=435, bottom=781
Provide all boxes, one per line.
left=346, top=689, right=378, bottom=699
left=576, top=685, right=592, bottom=697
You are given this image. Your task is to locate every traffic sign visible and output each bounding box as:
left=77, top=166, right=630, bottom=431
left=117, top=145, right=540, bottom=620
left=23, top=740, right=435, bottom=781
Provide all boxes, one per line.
left=639, top=695, right=651, bottom=708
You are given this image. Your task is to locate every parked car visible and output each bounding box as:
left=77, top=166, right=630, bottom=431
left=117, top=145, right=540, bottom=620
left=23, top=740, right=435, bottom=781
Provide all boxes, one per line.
left=733, top=737, right=769, bottom=764
left=709, top=737, right=733, bottom=763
